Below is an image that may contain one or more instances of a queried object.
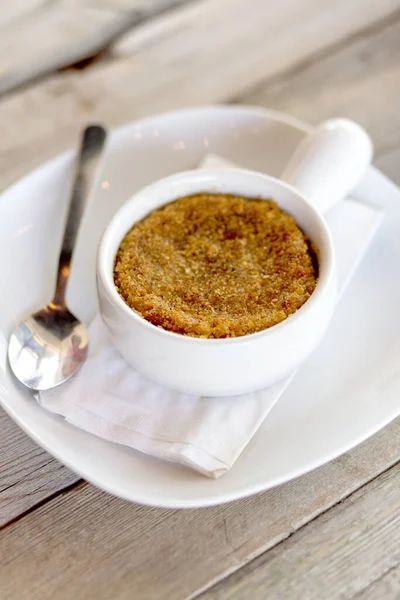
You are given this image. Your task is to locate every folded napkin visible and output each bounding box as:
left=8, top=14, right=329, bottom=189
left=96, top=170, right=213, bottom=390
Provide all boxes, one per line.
left=38, top=154, right=383, bottom=478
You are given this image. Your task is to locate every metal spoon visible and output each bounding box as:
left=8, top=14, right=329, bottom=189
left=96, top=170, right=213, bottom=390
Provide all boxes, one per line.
left=8, top=125, right=107, bottom=391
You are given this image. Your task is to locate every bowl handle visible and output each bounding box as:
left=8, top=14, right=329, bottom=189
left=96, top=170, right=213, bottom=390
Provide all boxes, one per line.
left=280, top=118, right=373, bottom=214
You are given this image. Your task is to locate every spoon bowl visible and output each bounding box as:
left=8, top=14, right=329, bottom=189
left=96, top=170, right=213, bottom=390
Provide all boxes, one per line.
left=8, top=307, right=89, bottom=391
left=8, top=124, right=107, bottom=391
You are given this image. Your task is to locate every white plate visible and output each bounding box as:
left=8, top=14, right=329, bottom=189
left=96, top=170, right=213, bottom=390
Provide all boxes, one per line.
left=1, top=105, right=400, bottom=508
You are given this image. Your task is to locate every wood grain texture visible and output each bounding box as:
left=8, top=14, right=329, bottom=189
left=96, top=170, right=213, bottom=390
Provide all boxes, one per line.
left=244, top=13, right=400, bottom=184
left=0, top=0, right=189, bottom=96
left=1, top=0, right=400, bottom=192
left=200, top=464, right=400, bottom=600
left=357, top=566, right=400, bottom=600
left=114, top=0, right=400, bottom=95
left=0, top=410, right=79, bottom=527
left=2, top=420, right=400, bottom=600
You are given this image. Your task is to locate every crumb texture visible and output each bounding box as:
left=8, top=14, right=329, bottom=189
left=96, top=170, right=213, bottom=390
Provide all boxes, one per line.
left=114, top=193, right=318, bottom=338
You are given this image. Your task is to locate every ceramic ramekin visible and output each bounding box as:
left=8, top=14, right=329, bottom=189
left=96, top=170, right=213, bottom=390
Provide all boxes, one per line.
left=97, top=119, right=372, bottom=396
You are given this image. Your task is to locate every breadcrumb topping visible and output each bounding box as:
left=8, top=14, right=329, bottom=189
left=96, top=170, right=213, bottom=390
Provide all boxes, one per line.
left=114, top=193, right=318, bottom=338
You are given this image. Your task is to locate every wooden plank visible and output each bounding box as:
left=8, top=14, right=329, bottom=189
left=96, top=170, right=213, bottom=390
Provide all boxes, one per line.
left=200, top=465, right=400, bottom=600
left=1, top=0, right=400, bottom=192
left=358, top=566, right=400, bottom=600
left=243, top=13, right=400, bottom=184
left=0, top=0, right=190, bottom=96
left=0, top=410, right=79, bottom=527
left=114, top=0, right=400, bottom=103
left=2, top=421, right=400, bottom=600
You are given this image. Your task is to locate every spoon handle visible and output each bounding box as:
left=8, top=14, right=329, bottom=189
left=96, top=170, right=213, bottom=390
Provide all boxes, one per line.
left=52, top=125, right=107, bottom=307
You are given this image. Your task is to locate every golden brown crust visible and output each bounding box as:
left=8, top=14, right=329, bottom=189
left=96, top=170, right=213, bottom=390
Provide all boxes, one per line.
left=114, top=193, right=318, bottom=338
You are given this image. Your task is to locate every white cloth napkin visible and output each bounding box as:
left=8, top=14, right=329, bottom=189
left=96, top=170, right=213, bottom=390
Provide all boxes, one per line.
left=38, top=154, right=383, bottom=478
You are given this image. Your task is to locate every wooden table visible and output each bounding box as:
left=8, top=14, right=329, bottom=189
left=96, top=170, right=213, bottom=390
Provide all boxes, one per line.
left=2, top=1, right=400, bottom=598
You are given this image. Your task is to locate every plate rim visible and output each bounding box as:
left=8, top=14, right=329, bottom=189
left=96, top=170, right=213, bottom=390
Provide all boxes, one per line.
left=1, top=104, right=397, bottom=508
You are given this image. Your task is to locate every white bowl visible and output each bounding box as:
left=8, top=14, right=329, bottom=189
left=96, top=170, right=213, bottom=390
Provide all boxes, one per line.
left=97, top=168, right=336, bottom=396
left=97, top=119, right=372, bottom=396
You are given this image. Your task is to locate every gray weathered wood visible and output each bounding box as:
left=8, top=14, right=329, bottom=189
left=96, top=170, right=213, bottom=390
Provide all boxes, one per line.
left=0, top=0, right=189, bottom=96
left=1, top=0, right=400, bottom=192
left=358, top=566, right=400, bottom=600
left=200, top=465, right=400, bottom=600
left=1, top=420, right=400, bottom=600
left=0, top=410, right=79, bottom=527
left=244, top=12, right=400, bottom=184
